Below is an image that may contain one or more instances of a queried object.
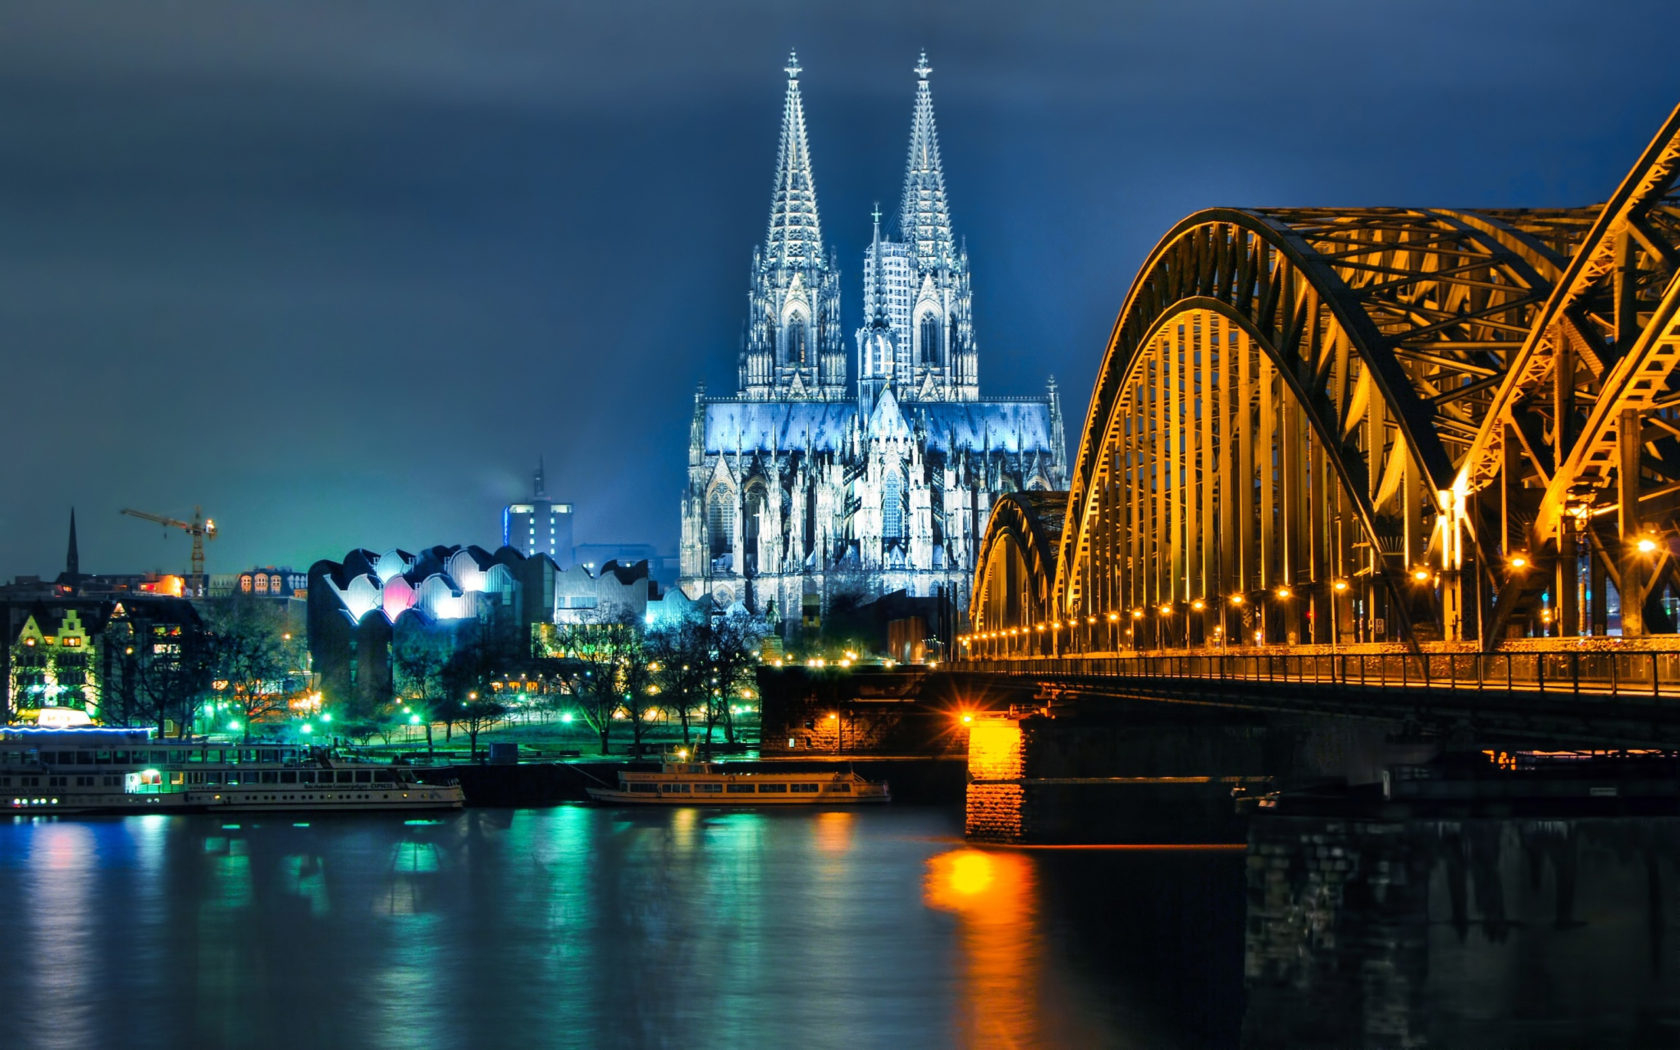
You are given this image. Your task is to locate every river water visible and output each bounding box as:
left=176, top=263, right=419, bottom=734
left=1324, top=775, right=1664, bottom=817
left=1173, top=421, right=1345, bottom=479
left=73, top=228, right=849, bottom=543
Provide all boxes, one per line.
left=0, top=806, right=1673, bottom=1049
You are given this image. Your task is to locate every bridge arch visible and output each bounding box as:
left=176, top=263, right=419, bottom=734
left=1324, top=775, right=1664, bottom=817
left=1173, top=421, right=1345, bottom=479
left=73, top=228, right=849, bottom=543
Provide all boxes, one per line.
left=964, top=103, right=1680, bottom=655
left=1047, top=206, right=1586, bottom=648
left=1457, top=106, right=1680, bottom=638
left=969, top=492, right=1065, bottom=655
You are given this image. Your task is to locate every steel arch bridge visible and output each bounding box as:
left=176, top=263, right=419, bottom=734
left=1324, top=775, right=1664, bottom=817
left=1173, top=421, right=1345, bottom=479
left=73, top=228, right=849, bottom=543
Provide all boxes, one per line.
left=968, top=103, right=1680, bottom=658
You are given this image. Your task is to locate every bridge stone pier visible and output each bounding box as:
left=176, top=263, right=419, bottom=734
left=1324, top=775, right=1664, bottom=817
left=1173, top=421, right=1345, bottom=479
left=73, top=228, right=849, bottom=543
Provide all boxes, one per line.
left=961, top=697, right=1428, bottom=844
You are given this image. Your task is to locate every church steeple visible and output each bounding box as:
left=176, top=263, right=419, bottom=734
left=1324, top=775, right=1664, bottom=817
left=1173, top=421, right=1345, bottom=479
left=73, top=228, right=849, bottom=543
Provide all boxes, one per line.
left=765, top=50, right=824, bottom=267
left=740, top=51, right=846, bottom=402
left=898, top=51, right=955, bottom=269
left=66, top=507, right=79, bottom=580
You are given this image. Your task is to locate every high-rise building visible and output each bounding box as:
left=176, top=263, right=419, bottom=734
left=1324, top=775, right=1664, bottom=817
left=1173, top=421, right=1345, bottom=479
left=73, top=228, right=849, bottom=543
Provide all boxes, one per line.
left=681, top=52, right=1067, bottom=635
left=503, top=459, right=573, bottom=567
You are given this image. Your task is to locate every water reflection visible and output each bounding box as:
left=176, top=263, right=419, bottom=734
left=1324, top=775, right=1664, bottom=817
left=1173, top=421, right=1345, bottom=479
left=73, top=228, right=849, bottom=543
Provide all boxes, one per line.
left=925, top=848, right=1043, bottom=1047
left=0, top=808, right=1250, bottom=1050
left=1244, top=815, right=1680, bottom=1049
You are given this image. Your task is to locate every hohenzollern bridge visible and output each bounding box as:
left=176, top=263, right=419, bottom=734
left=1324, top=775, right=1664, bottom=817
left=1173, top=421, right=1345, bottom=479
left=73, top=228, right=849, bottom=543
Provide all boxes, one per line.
left=955, top=103, right=1680, bottom=743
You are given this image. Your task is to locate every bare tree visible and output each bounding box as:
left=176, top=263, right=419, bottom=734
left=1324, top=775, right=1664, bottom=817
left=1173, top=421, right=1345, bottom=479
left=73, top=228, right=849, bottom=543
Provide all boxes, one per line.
left=458, top=698, right=508, bottom=762
left=646, top=612, right=711, bottom=746
left=539, top=614, right=652, bottom=755
left=705, top=609, right=768, bottom=746
left=130, top=629, right=213, bottom=738
left=202, top=596, right=297, bottom=741
left=393, top=631, right=451, bottom=757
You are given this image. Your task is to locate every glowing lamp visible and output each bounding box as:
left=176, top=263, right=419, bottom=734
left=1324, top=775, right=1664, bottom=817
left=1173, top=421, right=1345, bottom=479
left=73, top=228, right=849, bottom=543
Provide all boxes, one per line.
left=1412, top=568, right=1431, bottom=583
left=1637, top=537, right=1658, bottom=554
left=1333, top=579, right=1349, bottom=593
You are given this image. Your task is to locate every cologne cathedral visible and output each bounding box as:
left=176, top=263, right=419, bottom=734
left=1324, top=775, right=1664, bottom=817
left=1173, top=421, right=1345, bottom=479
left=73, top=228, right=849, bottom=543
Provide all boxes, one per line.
left=680, top=52, right=1067, bottom=632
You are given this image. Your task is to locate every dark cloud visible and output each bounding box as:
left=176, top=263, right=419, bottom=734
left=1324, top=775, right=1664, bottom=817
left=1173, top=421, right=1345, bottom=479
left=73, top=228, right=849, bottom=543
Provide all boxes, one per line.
left=1, top=0, right=1676, bottom=577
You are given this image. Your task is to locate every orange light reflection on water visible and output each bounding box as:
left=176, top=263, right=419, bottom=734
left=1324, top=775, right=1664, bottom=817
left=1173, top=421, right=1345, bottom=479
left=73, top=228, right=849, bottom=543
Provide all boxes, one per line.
left=924, top=847, right=1041, bottom=1047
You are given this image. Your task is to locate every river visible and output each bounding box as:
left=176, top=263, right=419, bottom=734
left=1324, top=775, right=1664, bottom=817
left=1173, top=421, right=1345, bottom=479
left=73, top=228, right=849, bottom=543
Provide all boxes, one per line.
left=0, top=806, right=1673, bottom=1048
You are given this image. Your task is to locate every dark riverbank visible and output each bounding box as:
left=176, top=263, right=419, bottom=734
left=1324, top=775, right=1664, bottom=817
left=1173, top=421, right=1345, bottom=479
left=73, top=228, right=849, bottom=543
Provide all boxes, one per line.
left=426, top=755, right=968, bottom=807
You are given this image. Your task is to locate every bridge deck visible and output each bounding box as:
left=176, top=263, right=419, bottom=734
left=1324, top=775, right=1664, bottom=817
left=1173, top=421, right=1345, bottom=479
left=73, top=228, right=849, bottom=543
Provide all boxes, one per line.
left=956, top=649, right=1680, bottom=748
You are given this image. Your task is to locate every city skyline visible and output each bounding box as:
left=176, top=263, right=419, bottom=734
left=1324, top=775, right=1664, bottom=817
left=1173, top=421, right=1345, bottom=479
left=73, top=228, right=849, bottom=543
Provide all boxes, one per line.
left=2, top=1, right=1677, bottom=580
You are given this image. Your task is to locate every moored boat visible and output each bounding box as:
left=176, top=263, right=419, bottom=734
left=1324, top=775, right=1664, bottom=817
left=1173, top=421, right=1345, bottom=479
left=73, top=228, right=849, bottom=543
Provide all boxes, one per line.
left=0, top=726, right=464, bottom=815
left=586, top=753, right=890, bottom=805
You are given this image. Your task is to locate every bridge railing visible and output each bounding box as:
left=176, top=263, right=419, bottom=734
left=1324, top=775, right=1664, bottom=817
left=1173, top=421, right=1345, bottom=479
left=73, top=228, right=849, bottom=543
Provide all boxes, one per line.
left=960, top=651, right=1680, bottom=704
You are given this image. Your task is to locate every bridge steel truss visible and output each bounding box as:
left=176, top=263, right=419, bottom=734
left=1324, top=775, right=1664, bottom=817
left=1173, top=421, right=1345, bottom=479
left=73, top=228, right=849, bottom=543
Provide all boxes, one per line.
left=968, top=103, right=1680, bottom=655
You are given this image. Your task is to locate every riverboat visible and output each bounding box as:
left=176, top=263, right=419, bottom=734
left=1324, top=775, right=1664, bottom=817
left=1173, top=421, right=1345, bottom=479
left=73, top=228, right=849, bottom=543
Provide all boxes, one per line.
left=585, top=754, right=890, bottom=805
left=0, top=726, right=465, bottom=815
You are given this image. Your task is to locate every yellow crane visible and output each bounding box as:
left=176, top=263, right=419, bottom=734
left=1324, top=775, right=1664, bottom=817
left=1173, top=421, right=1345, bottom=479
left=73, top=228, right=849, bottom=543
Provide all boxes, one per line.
left=120, top=506, right=217, bottom=592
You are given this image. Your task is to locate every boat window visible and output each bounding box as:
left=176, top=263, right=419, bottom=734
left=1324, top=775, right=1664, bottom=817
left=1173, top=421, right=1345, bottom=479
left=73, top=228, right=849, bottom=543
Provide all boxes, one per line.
left=832, top=783, right=851, bottom=792
left=149, top=751, right=167, bottom=765
left=757, top=784, right=787, bottom=793
left=660, top=783, right=691, bottom=793
left=629, top=783, right=658, bottom=793
left=338, top=772, right=355, bottom=784
left=242, top=750, right=258, bottom=764
left=281, top=772, right=298, bottom=784
left=111, top=751, right=128, bottom=764
left=261, top=750, right=279, bottom=763
left=790, top=783, right=819, bottom=792
left=726, top=784, right=755, bottom=793
left=355, top=772, right=372, bottom=784
left=296, top=772, right=313, bottom=784
left=261, top=772, right=278, bottom=784
left=693, top=783, right=723, bottom=793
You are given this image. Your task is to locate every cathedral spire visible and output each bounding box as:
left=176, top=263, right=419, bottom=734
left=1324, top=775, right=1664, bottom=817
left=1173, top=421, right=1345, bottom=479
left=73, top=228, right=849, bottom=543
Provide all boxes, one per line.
left=869, top=203, right=889, bottom=327
left=898, top=50, right=954, bottom=269
left=765, top=50, right=824, bottom=267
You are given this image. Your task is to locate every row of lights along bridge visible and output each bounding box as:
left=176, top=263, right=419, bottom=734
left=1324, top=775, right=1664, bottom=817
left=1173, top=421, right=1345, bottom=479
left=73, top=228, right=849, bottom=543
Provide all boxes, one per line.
left=960, top=532, right=1669, bottom=656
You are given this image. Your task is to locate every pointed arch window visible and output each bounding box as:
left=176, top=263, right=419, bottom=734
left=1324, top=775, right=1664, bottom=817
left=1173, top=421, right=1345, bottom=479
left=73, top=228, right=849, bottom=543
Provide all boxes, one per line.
left=786, top=313, right=808, bottom=365
left=919, top=314, right=941, bottom=366
left=882, top=471, right=905, bottom=544
left=708, top=490, right=736, bottom=561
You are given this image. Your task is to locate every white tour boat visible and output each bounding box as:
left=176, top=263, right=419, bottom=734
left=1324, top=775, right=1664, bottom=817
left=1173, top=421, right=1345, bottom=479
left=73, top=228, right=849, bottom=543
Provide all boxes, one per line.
left=0, top=726, right=465, bottom=815
left=586, top=753, right=890, bottom=805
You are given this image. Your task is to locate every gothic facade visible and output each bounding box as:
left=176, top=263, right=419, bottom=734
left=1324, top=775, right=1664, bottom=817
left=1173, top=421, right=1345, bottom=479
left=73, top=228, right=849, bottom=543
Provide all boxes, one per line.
left=680, top=52, right=1067, bottom=632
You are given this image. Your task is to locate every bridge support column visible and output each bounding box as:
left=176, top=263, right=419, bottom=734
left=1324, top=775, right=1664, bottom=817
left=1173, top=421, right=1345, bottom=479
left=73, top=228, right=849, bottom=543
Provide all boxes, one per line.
left=964, top=707, right=1273, bottom=844
left=1618, top=407, right=1647, bottom=637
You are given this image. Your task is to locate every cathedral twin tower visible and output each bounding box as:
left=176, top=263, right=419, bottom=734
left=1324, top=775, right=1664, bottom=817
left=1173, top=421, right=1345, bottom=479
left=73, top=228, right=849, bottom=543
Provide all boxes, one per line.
left=740, top=50, right=978, bottom=405
left=682, top=52, right=1066, bottom=631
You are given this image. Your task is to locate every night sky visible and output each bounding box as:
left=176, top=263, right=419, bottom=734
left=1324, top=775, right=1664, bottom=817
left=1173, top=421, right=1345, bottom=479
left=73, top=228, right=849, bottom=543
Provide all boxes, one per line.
left=2, top=1, right=1676, bottom=581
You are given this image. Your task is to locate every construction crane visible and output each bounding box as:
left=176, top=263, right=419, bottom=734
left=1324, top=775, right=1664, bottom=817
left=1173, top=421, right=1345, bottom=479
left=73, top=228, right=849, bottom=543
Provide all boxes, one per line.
left=121, top=506, right=217, bottom=593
